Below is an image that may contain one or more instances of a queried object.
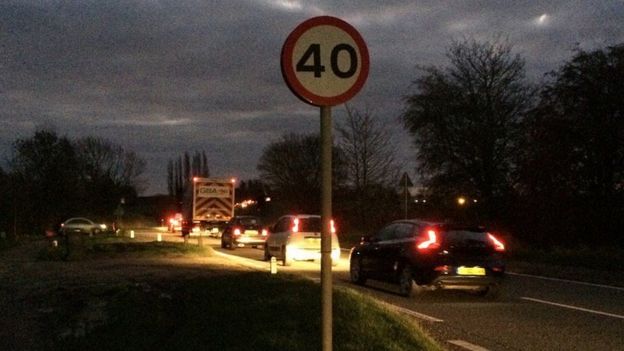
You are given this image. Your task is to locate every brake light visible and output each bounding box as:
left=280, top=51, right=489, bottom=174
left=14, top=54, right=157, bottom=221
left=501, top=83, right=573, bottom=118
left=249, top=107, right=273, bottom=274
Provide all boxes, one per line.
left=330, top=219, right=336, bottom=234
left=292, top=218, right=299, bottom=233
left=488, top=233, right=505, bottom=252
left=233, top=228, right=241, bottom=236
left=417, top=229, right=440, bottom=250
left=261, top=229, right=268, bottom=236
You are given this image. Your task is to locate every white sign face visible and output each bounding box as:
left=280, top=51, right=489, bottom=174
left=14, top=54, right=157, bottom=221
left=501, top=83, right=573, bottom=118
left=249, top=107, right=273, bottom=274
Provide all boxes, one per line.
left=197, top=185, right=230, bottom=198
left=281, top=16, right=369, bottom=106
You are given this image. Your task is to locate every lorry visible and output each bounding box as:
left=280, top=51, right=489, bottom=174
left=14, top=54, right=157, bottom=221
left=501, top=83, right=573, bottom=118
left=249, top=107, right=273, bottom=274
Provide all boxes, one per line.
left=180, top=177, right=236, bottom=237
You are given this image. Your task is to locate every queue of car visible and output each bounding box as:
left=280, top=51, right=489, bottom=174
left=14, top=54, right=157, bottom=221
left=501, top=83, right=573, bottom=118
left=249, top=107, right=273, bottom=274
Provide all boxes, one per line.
left=219, top=214, right=506, bottom=299
left=57, top=211, right=506, bottom=299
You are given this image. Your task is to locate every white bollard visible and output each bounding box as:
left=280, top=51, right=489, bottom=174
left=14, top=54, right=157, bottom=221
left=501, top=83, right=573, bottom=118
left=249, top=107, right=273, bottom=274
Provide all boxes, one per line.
left=130, top=230, right=135, bottom=239
left=157, top=233, right=162, bottom=242
left=270, top=256, right=277, bottom=274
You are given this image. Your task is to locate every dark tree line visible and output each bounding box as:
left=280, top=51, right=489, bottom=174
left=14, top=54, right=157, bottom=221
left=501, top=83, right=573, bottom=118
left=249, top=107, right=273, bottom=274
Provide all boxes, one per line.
left=402, top=39, right=624, bottom=248
left=0, top=129, right=145, bottom=237
left=166, top=151, right=210, bottom=201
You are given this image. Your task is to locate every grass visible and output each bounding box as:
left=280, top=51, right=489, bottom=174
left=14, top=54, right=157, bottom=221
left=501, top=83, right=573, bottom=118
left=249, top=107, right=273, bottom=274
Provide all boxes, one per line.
left=41, top=273, right=442, bottom=351
left=37, top=235, right=214, bottom=261
left=506, top=244, right=624, bottom=287
left=32, top=237, right=442, bottom=351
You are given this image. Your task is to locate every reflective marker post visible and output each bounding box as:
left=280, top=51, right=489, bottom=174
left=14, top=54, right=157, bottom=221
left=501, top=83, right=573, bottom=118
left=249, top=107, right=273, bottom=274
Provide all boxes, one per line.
left=320, top=105, right=333, bottom=351
left=281, top=16, right=369, bottom=351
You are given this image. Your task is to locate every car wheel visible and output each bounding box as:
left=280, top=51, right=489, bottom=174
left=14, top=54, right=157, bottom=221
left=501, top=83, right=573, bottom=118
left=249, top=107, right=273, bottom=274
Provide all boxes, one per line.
left=349, top=256, right=367, bottom=285
left=221, top=239, right=226, bottom=248
left=282, top=245, right=292, bottom=266
left=263, top=244, right=271, bottom=261
left=398, top=265, right=416, bottom=297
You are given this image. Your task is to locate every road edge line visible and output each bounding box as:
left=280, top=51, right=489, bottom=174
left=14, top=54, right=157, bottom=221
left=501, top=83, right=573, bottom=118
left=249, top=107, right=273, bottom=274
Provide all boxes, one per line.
left=507, top=272, right=624, bottom=291
left=521, top=297, right=624, bottom=320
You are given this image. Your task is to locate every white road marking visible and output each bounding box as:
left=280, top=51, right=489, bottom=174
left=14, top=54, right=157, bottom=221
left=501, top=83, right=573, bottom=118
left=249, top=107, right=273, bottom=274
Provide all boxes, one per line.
left=381, top=302, right=444, bottom=322
left=448, top=339, right=490, bottom=351
left=507, top=272, right=624, bottom=291
left=522, top=297, right=624, bottom=320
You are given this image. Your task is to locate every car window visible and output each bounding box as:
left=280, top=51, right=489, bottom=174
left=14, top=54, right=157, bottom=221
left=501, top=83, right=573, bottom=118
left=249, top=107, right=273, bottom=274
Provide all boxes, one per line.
left=238, top=217, right=260, bottom=226
left=274, top=218, right=290, bottom=232
left=297, top=217, right=321, bottom=232
left=375, top=223, right=398, bottom=241
left=442, top=230, right=489, bottom=248
left=394, top=223, right=415, bottom=239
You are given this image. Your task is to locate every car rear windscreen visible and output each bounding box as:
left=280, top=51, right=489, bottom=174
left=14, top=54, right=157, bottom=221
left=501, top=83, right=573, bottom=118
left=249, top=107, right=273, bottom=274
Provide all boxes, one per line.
left=239, top=217, right=261, bottom=226
left=442, top=230, right=490, bottom=249
left=298, top=217, right=321, bottom=232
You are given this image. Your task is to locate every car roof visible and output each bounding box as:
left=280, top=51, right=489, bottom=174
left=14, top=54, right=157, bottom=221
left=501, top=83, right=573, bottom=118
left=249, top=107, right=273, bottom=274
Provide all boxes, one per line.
left=392, top=219, right=442, bottom=226
left=65, top=217, right=93, bottom=222
left=394, top=219, right=487, bottom=232
left=281, top=214, right=320, bottom=219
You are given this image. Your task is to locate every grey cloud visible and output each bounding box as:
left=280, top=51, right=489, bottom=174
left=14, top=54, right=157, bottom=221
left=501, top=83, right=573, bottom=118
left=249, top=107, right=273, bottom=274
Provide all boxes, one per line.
left=2, top=0, right=623, bottom=193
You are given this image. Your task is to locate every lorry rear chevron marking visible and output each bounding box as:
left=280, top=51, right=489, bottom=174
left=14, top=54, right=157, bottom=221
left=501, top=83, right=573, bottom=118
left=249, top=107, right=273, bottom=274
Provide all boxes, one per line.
left=190, top=177, right=235, bottom=222
left=194, top=198, right=233, bottom=219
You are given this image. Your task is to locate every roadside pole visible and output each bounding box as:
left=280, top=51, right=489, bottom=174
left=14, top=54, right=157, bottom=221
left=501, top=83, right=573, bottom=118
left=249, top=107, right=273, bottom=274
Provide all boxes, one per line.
left=281, top=16, right=369, bottom=351
left=320, top=105, right=332, bottom=350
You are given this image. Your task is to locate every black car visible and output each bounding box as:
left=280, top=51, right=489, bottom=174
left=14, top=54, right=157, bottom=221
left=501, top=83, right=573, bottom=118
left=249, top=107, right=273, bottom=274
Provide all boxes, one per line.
left=349, top=219, right=506, bottom=297
left=221, top=216, right=267, bottom=250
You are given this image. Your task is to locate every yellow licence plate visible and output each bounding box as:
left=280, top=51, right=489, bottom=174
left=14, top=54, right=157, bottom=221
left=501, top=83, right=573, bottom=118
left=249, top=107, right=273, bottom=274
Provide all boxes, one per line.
left=457, top=266, right=486, bottom=276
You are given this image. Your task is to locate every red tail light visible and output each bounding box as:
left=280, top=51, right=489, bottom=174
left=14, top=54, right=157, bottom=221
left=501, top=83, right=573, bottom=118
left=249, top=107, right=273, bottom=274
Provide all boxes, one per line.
left=488, top=233, right=505, bottom=252
left=292, top=218, right=299, bottom=233
left=261, top=229, right=268, bottom=236
left=417, top=229, right=440, bottom=250
left=233, top=228, right=241, bottom=236
left=330, top=219, right=336, bottom=234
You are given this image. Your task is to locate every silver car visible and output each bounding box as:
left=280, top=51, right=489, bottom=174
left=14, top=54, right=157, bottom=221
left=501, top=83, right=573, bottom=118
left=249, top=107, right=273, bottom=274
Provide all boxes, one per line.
left=60, top=217, right=107, bottom=236
left=264, top=214, right=340, bottom=266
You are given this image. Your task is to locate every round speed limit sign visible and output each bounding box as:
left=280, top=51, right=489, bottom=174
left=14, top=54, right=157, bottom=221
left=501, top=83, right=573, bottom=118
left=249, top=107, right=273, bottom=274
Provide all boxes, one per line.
left=281, top=16, right=369, bottom=106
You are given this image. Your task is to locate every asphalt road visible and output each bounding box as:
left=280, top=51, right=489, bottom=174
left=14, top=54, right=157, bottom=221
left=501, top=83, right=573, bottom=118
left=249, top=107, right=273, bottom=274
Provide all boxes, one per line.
left=139, top=229, right=624, bottom=351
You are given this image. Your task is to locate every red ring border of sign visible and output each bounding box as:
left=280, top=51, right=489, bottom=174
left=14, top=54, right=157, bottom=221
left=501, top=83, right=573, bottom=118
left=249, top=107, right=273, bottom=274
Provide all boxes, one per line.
left=281, top=16, right=370, bottom=107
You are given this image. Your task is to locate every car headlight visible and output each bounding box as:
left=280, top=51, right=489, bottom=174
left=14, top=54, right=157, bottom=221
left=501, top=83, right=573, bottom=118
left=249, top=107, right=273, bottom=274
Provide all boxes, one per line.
left=100, top=224, right=107, bottom=230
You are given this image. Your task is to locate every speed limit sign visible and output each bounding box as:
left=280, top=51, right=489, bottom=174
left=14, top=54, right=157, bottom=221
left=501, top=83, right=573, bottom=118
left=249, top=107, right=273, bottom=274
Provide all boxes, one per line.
left=281, top=16, right=369, bottom=106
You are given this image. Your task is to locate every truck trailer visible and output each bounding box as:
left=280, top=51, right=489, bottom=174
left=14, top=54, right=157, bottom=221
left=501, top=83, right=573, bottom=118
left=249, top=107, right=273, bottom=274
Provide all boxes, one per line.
left=181, top=177, right=235, bottom=236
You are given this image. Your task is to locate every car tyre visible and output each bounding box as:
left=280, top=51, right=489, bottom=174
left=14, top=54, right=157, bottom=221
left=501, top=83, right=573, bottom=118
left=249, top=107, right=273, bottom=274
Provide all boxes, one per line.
left=350, top=256, right=367, bottom=285
left=398, top=265, right=416, bottom=297
left=282, top=245, right=292, bottom=266
left=263, top=244, right=271, bottom=261
left=221, top=239, right=226, bottom=248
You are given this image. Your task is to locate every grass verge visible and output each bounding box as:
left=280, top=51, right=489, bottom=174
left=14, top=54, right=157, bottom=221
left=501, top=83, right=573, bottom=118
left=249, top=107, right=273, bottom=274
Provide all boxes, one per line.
left=31, top=237, right=442, bottom=351
left=37, top=235, right=214, bottom=261
left=41, top=273, right=442, bottom=351
left=508, top=245, right=624, bottom=286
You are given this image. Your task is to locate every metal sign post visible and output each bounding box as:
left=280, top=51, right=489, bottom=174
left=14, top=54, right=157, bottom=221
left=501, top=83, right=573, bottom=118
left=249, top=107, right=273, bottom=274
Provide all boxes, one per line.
left=281, top=16, right=369, bottom=351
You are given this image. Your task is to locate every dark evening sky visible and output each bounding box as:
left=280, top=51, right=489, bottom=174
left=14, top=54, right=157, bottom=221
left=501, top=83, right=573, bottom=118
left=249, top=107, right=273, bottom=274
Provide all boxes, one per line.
left=2, top=0, right=623, bottom=195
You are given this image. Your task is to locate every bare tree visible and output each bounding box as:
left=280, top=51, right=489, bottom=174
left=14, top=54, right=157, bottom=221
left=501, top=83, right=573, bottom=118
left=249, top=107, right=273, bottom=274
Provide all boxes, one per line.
left=337, top=104, right=399, bottom=189
left=166, top=151, right=210, bottom=198
left=75, top=136, right=146, bottom=191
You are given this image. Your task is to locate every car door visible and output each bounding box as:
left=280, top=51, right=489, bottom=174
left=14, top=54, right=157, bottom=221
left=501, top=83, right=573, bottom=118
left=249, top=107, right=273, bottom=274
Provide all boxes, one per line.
left=362, top=223, right=398, bottom=280
left=267, top=217, right=290, bottom=255
left=377, top=223, right=418, bottom=279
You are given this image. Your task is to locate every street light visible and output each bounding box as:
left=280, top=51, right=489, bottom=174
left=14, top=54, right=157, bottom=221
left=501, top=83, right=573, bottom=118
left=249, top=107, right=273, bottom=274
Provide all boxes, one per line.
left=457, top=197, right=466, bottom=206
